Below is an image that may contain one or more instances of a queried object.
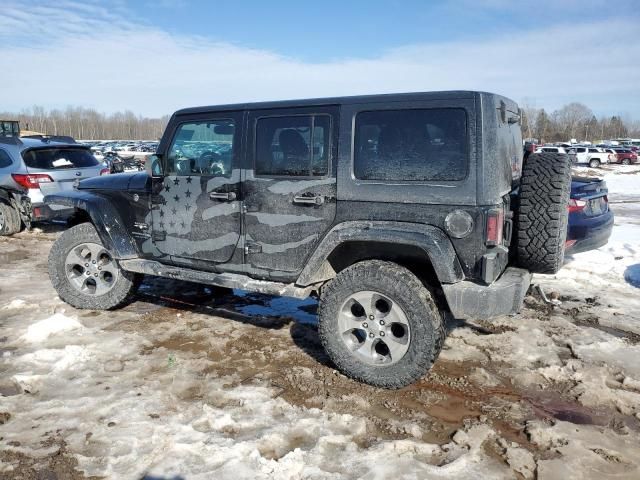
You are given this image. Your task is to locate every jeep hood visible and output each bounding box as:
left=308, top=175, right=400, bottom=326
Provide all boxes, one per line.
left=78, top=172, right=149, bottom=191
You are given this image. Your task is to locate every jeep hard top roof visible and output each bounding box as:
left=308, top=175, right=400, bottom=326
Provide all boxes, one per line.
left=174, top=90, right=517, bottom=116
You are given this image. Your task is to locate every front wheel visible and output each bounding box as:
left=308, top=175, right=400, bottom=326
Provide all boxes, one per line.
left=48, top=223, right=142, bottom=309
left=622, top=159, right=631, bottom=165
left=318, top=260, right=445, bottom=388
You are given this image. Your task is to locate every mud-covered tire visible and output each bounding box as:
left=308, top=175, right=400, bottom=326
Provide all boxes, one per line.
left=515, top=152, right=571, bottom=274
left=0, top=202, right=21, bottom=236
left=48, top=223, right=142, bottom=309
left=318, top=260, right=445, bottom=388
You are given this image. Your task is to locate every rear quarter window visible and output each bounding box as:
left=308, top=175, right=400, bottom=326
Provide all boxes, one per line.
left=22, top=148, right=99, bottom=169
left=353, top=108, right=468, bottom=182
left=0, top=149, right=12, bottom=168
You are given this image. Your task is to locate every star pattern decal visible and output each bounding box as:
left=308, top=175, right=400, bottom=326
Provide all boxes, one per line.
left=153, top=175, right=203, bottom=237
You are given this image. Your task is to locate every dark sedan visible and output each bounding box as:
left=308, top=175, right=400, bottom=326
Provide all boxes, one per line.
left=566, top=176, right=614, bottom=254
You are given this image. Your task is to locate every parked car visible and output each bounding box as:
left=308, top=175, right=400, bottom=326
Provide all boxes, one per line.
left=0, top=136, right=107, bottom=234
left=612, top=149, right=638, bottom=165
left=566, top=176, right=613, bottom=254
left=567, top=146, right=611, bottom=167
left=535, top=146, right=567, bottom=154
left=45, top=91, right=573, bottom=388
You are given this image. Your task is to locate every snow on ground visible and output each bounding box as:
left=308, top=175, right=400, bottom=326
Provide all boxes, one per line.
left=1, top=164, right=640, bottom=479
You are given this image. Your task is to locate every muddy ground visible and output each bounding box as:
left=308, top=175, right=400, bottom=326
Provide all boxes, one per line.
left=1, top=190, right=640, bottom=479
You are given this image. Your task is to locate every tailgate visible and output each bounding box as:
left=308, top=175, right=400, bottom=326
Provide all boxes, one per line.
left=23, top=146, right=103, bottom=195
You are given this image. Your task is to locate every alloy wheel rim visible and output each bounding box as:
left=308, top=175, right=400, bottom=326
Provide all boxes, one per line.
left=338, top=290, right=411, bottom=366
left=65, top=242, right=119, bottom=296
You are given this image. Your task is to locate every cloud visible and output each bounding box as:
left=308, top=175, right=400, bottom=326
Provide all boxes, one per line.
left=2, top=1, right=638, bottom=117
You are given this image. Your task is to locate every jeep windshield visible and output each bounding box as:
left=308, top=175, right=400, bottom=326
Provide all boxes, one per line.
left=22, top=147, right=100, bottom=170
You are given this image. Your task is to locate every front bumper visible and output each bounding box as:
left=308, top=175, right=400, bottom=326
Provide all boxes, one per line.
left=442, top=267, right=532, bottom=320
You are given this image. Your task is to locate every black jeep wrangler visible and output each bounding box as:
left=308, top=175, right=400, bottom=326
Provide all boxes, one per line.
left=46, top=91, right=571, bottom=388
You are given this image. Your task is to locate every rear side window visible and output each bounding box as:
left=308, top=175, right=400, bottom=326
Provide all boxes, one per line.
left=588, top=148, right=599, bottom=153
left=354, top=108, right=468, bottom=182
left=255, top=115, right=330, bottom=177
left=22, top=148, right=99, bottom=169
left=0, top=149, right=12, bottom=168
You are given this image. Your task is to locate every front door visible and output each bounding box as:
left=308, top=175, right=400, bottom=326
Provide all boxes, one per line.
left=243, top=107, right=338, bottom=278
left=151, top=114, right=242, bottom=264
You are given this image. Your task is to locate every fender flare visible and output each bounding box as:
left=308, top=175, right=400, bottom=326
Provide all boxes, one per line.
left=296, top=221, right=464, bottom=286
left=44, top=191, right=139, bottom=259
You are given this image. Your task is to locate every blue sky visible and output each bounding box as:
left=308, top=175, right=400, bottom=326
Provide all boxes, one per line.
left=2, top=0, right=639, bottom=118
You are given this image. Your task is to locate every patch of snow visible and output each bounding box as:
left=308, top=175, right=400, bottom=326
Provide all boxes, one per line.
left=2, top=298, right=26, bottom=309
left=20, top=313, right=83, bottom=343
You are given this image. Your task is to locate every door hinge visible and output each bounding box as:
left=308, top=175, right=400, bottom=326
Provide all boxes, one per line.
left=244, top=242, right=262, bottom=254
left=152, top=231, right=166, bottom=241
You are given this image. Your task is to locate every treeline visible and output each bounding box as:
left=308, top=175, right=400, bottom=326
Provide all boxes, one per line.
left=2, top=102, right=638, bottom=143
left=0, top=106, right=169, bottom=140
left=521, top=102, right=640, bottom=143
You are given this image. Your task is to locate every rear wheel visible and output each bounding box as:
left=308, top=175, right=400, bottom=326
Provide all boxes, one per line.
left=318, top=260, right=445, bottom=388
left=622, top=159, right=631, bottom=165
left=0, top=202, right=21, bottom=236
left=48, top=223, right=142, bottom=309
left=589, top=158, right=601, bottom=168
left=515, top=152, right=571, bottom=274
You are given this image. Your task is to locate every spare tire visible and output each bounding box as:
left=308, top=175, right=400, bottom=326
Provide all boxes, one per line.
left=515, top=152, right=571, bottom=274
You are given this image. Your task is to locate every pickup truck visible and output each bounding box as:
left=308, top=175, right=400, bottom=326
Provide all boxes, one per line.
left=567, top=146, right=611, bottom=168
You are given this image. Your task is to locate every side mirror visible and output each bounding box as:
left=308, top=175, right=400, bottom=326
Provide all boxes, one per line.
left=145, top=154, right=163, bottom=177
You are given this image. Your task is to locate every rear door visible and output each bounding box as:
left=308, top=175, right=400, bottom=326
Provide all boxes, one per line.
left=150, top=113, right=243, bottom=264
left=243, top=106, right=338, bottom=278
left=23, top=146, right=103, bottom=195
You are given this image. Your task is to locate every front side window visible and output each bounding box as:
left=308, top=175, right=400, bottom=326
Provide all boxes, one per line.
left=255, top=115, right=330, bottom=177
left=166, top=120, right=235, bottom=176
left=354, top=108, right=468, bottom=182
left=22, top=148, right=99, bottom=169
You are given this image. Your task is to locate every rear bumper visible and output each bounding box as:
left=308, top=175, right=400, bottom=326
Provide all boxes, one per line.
left=30, top=203, right=74, bottom=221
left=566, top=210, right=614, bottom=255
left=442, top=267, right=532, bottom=320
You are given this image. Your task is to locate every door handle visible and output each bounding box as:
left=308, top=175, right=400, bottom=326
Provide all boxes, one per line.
left=209, top=191, right=237, bottom=201
left=293, top=194, right=325, bottom=205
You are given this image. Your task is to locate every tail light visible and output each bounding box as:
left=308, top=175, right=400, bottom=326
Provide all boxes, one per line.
left=11, top=173, right=54, bottom=189
left=485, top=208, right=504, bottom=246
left=568, top=199, right=587, bottom=212
left=99, top=168, right=110, bottom=175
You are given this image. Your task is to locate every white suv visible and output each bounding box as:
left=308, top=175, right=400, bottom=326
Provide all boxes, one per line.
left=567, top=146, right=610, bottom=168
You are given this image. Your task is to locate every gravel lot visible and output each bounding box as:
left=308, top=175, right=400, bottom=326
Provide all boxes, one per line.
left=1, top=166, right=639, bottom=479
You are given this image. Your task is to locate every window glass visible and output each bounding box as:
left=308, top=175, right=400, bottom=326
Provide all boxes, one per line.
left=589, top=148, right=598, bottom=153
left=167, top=120, right=234, bottom=176
left=255, top=115, right=329, bottom=177
left=22, top=148, right=99, bottom=169
left=354, top=108, right=467, bottom=182
left=0, top=149, right=12, bottom=168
